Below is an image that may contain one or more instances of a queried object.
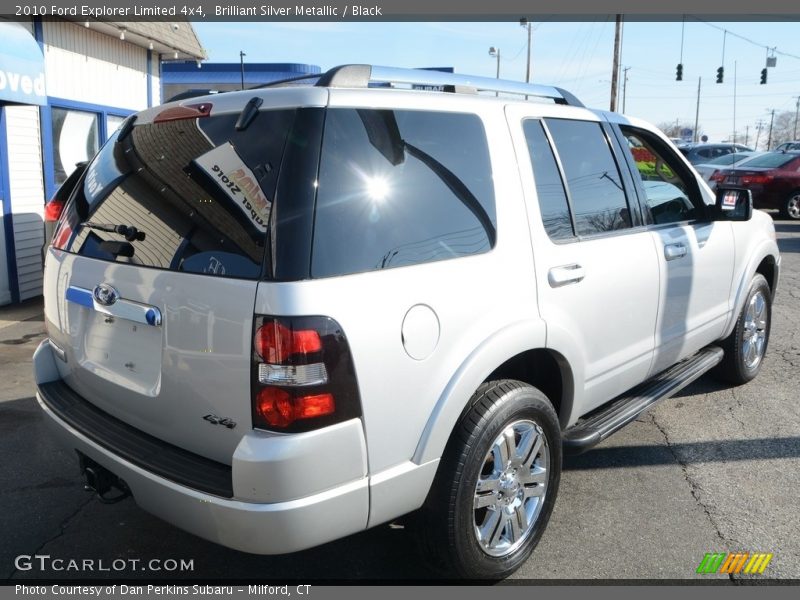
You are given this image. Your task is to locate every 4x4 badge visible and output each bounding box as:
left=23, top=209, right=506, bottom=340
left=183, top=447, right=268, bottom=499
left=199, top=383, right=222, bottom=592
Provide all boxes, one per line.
left=203, top=414, right=237, bottom=429
left=93, top=284, right=119, bottom=306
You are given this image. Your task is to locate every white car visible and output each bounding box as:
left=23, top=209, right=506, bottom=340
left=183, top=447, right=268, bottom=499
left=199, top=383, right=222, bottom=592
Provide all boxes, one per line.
left=34, top=65, right=780, bottom=578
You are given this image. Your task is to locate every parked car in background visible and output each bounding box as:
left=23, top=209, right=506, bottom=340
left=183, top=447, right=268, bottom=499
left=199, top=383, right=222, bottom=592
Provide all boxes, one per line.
left=712, top=151, right=800, bottom=219
left=679, top=143, right=753, bottom=165
left=41, top=161, right=88, bottom=264
left=694, top=151, right=760, bottom=190
left=775, top=141, right=800, bottom=152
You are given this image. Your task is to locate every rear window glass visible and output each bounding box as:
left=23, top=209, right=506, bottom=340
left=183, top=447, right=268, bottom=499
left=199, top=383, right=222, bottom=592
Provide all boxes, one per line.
left=311, top=109, right=496, bottom=278
left=706, top=153, right=748, bottom=166
left=60, top=108, right=296, bottom=279
left=736, top=153, right=797, bottom=169
left=522, top=120, right=573, bottom=240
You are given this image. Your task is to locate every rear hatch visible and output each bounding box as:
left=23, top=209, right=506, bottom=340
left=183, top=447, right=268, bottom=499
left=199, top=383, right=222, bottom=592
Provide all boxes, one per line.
left=44, top=96, right=306, bottom=463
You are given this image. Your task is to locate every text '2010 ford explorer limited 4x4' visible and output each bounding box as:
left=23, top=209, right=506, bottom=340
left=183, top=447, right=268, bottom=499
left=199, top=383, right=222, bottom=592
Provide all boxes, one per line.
left=34, top=65, right=780, bottom=579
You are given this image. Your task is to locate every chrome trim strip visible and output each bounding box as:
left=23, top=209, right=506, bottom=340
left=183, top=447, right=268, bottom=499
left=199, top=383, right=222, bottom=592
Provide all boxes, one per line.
left=65, top=286, right=93, bottom=308
left=65, top=285, right=162, bottom=327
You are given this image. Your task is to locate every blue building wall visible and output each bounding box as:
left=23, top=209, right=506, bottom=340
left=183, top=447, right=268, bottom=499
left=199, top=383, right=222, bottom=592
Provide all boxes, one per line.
left=162, top=62, right=322, bottom=101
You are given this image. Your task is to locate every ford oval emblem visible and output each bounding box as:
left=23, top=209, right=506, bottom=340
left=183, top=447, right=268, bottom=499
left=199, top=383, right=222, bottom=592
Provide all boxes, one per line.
left=93, top=284, right=119, bottom=307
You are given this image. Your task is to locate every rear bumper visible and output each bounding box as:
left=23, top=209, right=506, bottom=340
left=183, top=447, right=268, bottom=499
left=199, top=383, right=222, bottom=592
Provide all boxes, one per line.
left=33, top=340, right=369, bottom=555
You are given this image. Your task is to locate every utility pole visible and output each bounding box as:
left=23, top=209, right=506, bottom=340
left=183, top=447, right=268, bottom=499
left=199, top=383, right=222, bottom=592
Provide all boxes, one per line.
left=488, top=46, right=501, bottom=96
left=610, top=15, right=622, bottom=111
left=693, top=77, right=701, bottom=143
left=239, top=50, right=246, bottom=90
left=520, top=18, right=532, bottom=83
left=755, top=120, right=764, bottom=150
left=794, top=96, right=799, bottom=140
left=732, top=61, right=737, bottom=144
left=745, top=125, right=750, bottom=147
left=767, top=109, right=775, bottom=150
left=622, top=66, right=630, bottom=113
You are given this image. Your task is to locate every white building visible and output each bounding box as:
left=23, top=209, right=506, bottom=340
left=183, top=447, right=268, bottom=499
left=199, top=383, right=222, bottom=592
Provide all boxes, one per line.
left=0, top=18, right=205, bottom=305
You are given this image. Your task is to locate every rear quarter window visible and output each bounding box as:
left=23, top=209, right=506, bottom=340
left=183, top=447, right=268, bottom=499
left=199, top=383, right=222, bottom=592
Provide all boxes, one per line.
left=311, top=108, right=496, bottom=278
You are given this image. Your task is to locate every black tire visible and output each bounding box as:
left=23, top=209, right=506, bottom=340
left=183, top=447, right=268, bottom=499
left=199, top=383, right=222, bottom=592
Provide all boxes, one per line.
left=781, top=191, right=800, bottom=220
left=713, top=274, right=772, bottom=384
left=416, top=380, right=561, bottom=579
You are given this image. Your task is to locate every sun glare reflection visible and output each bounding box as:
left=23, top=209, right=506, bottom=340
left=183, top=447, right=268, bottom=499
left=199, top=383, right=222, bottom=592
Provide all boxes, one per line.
left=365, top=176, right=390, bottom=202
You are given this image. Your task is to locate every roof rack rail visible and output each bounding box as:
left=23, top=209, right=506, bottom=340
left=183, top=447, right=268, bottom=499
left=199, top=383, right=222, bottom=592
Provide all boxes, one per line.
left=315, top=64, right=584, bottom=107
left=251, top=73, right=323, bottom=89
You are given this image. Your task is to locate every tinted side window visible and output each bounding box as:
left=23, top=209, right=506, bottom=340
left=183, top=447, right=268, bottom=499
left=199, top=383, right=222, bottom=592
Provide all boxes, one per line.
left=545, top=119, right=631, bottom=236
left=522, top=120, right=573, bottom=240
left=311, top=109, right=496, bottom=278
left=620, top=125, right=702, bottom=225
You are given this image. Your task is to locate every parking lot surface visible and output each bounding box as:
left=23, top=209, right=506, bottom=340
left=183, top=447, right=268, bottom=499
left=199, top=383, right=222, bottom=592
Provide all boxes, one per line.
left=2, top=216, right=798, bottom=582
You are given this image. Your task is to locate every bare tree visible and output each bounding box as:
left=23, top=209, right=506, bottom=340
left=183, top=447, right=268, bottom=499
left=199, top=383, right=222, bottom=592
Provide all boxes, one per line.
left=657, top=121, right=704, bottom=140
left=769, top=110, right=798, bottom=146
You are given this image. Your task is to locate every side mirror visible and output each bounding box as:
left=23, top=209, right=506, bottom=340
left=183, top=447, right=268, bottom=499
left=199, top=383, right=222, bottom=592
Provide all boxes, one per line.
left=714, top=186, right=752, bottom=221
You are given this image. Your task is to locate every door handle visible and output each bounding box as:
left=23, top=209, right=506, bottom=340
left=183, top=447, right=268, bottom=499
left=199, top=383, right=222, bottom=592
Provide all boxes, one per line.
left=664, top=243, right=687, bottom=261
left=548, top=264, right=585, bottom=287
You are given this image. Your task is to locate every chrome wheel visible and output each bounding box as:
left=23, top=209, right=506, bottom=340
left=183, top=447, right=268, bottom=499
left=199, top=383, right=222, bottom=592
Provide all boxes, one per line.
left=743, top=290, right=768, bottom=370
left=787, top=194, right=800, bottom=220
left=473, top=419, right=549, bottom=557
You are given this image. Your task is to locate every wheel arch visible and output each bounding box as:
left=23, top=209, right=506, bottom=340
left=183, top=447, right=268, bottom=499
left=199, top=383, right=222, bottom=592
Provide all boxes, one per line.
left=483, top=348, right=574, bottom=429
left=723, top=242, right=780, bottom=339
left=755, top=253, right=778, bottom=300
left=412, top=320, right=575, bottom=465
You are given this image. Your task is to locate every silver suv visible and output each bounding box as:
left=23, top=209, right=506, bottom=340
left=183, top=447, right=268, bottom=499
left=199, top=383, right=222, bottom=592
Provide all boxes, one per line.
left=34, top=65, right=780, bottom=578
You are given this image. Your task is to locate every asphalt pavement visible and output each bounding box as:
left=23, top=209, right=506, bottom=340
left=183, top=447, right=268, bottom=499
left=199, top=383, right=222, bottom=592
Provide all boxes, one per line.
left=1, top=217, right=798, bottom=582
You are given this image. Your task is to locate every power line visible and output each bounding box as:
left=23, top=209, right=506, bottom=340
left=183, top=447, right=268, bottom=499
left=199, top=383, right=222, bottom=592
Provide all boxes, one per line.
left=627, top=91, right=799, bottom=100
left=688, top=17, right=800, bottom=61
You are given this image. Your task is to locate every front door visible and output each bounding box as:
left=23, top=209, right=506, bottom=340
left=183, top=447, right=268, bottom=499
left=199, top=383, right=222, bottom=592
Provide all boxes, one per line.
left=614, top=124, right=734, bottom=374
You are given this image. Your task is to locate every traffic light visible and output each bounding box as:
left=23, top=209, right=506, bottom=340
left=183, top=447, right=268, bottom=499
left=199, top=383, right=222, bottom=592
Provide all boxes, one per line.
left=676, top=63, right=683, bottom=81
left=760, top=68, right=768, bottom=84
left=716, top=66, right=724, bottom=84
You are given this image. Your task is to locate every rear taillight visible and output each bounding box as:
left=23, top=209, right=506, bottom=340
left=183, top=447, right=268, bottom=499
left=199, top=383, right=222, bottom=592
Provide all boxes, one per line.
left=44, top=199, right=64, bottom=222
left=741, top=173, right=774, bottom=185
left=46, top=199, right=73, bottom=250
left=710, top=170, right=724, bottom=183
left=251, top=316, right=361, bottom=432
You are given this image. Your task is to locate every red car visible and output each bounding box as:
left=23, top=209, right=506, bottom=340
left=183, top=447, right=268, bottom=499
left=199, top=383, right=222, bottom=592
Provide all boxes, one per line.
left=711, top=151, right=800, bottom=219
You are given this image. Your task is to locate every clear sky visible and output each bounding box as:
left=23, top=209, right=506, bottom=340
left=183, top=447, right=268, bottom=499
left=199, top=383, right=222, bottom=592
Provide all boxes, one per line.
left=192, top=19, right=800, bottom=144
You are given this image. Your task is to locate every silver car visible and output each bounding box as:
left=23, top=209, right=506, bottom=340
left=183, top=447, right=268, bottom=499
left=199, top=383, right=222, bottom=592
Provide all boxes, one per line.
left=693, top=151, right=760, bottom=189
left=34, top=65, right=780, bottom=578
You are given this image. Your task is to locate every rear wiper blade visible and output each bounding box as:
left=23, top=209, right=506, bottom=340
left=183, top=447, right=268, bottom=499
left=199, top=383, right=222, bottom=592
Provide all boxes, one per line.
left=81, top=222, right=146, bottom=242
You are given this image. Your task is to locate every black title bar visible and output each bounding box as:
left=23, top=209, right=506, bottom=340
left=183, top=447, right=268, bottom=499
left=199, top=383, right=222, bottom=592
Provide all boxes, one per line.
left=1, top=1, right=799, bottom=21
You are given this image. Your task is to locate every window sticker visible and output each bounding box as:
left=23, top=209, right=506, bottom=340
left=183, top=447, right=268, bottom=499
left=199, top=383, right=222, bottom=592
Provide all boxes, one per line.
left=193, top=142, right=272, bottom=230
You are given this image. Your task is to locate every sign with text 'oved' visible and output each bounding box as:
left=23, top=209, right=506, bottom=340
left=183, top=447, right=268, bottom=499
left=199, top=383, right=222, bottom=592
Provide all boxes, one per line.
left=0, top=22, right=46, bottom=106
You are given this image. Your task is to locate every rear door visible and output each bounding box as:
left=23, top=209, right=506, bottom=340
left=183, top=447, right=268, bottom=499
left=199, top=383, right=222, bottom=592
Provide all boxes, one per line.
left=508, top=106, right=660, bottom=414
left=44, top=101, right=299, bottom=463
